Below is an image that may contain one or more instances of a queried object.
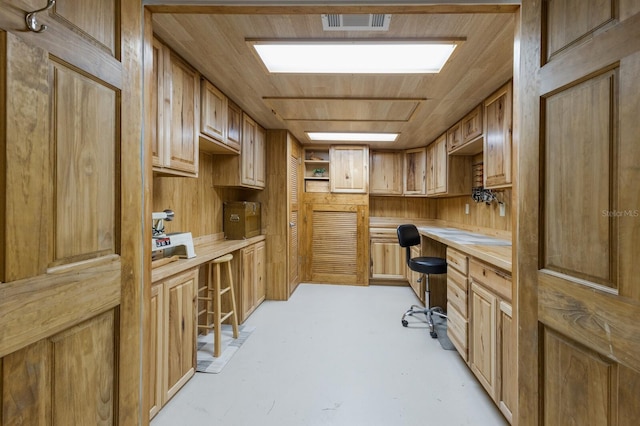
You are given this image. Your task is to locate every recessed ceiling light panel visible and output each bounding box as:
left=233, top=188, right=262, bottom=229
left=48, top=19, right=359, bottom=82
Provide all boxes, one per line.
left=249, top=39, right=461, bottom=74
left=306, top=132, right=399, bottom=142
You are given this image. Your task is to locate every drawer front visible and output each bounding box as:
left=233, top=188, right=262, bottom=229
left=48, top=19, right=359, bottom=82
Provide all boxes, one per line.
left=446, top=302, right=468, bottom=361
left=469, top=259, right=511, bottom=301
left=447, top=266, right=468, bottom=292
left=447, top=277, right=468, bottom=317
left=446, top=247, right=468, bottom=275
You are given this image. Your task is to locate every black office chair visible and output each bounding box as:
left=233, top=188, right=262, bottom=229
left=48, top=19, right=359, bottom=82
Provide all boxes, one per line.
left=397, top=224, right=447, bottom=338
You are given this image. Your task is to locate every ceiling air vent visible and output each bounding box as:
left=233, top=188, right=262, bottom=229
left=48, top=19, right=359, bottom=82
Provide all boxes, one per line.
left=321, top=14, right=391, bottom=31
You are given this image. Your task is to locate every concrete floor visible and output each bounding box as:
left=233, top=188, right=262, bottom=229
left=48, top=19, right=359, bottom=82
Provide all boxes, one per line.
left=151, top=283, right=508, bottom=426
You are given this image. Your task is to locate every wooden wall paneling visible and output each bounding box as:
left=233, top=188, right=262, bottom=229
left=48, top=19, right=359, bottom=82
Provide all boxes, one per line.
left=369, top=196, right=437, bottom=219
left=436, top=190, right=512, bottom=233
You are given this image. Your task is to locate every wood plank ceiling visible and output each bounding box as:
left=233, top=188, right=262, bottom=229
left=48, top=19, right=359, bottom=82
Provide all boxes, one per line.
left=152, top=8, right=515, bottom=150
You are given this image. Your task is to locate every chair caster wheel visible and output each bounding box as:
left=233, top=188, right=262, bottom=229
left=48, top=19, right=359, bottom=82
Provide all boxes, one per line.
left=430, top=331, right=438, bottom=338
left=402, top=320, right=408, bottom=327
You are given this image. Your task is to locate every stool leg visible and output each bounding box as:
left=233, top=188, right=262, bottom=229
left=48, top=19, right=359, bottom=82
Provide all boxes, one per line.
left=213, top=263, right=222, bottom=358
left=226, top=260, right=239, bottom=339
left=207, top=263, right=214, bottom=332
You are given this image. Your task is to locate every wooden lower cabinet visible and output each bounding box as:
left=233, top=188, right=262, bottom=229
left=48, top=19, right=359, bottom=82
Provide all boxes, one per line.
left=239, top=241, right=266, bottom=322
left=150, top=268, right=198, bottom=419
left=370, top=228, right=405, bottom=282
left=467, top=258, right=513, bottom=424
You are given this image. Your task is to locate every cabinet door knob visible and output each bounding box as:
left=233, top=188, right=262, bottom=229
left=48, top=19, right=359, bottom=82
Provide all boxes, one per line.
left=289, top=222, right=295, bottom=228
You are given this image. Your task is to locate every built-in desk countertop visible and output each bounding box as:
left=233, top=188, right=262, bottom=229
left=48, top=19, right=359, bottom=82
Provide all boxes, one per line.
left=369, top=217, right=512, bottom=273
left=151, top=234, right=266, bottom=283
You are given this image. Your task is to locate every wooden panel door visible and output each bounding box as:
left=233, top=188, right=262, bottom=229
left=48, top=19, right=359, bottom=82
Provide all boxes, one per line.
left=226, top=100, right=242, bottom=151
left=254, top=124, right=266, bottom=188
left=255, top=241, right=266, bottom=306
left=152, top=37, right=165, bottom=168
left=370, top=240, right=405, bottom=280
left=433, top=134, right=448, bottom=194
left=469, top=282, right=497, bottom=399
left=518, top=2, right=640, bottom=425
left=0, top=0, right=143, bottom=424
left=149, top=283, right=163, bottom=419
left=241, top=245, right=256, bottom=319
left=498, top=300, right=515, bottom=423
left=483, top=81, right=512, bottom=189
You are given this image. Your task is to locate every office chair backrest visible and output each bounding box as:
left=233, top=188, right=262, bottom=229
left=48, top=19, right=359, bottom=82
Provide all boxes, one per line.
left=397, top=224, right=420, bottom=248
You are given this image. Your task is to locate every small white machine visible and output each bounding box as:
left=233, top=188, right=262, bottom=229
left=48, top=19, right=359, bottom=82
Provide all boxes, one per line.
left=152, top=210, right=196, bottom=259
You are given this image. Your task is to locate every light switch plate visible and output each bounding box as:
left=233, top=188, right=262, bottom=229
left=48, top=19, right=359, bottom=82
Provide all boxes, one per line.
left=465, top=203, right=470, bottom=215
left=499, top=203, right=506, bottom=217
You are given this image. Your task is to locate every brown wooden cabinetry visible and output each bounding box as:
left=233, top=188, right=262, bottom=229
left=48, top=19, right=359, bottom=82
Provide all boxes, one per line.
left=403, top=147, right=427, bottom=196
left=427, top=134, right=472, bottom=197
left=407, top=245, right=424, bottom=302
left=468, top=259, right=513, bottom=423
left=150, top=268, right=197, bottom=418
left=199, top=78, right=242, bottom=154
left=226, top=100, right=243, bottom=151
left=447, top=121, right=463, bottom=153
left=153, top=38, right=199, bottom=177
left=370, top=228, right=405, bottom=282
left=370, top=151, right=403, bottom=195
left=461, top=104, right=484, bottom=145
left=239, top=241, right=266, bottom=322
left=445, top=247, right=469, bottom=361
left=211, top=112, right=265, bottom=189
left=484, top=81, right=512, bottom=189
left=330, top=146, right=369, bottom=193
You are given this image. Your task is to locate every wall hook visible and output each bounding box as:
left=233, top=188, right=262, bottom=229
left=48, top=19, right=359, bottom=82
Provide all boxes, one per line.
left=25, top=0, right=56, bottom=33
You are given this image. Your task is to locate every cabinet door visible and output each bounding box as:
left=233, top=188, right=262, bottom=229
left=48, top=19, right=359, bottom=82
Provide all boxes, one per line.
left=152, top=38, right=166, bottom=168
left=240, top=245, right=256, bottom=320
left=166, top=51, right=199, bottom=175
left=461, top=104, right=483, bottom=144
left=498, top=301, right=515, bottom=423
left=484, top=81, right=512, bottom=188
left=408, top=245, right=424, bottom=302
left=370, top=151, right=403, bottom=195
left=426, top=144, right=436, bottom=195
left=164, top=269, right=197, bottom=402
left=200, top=79, right=227, bottom=143
left=149, top=284, right=163, bottom=419
left=255, top=241, right=266, bottom=305
left=330, top=146, right=369, bottom=193
left=241, top=113, right=256, bottom=186
left=404, top=147, right=426, bottom=195
left=470, top=282, right=497, bottom=399
left=447, top=121, right=463, bottom=152
left=254, top=125, right=266, bottom=188
left=226, top=100, right=242, bottom=151
left=433, top=135, right=448, bottom=193
left=370, top=239, right=405, bottom=280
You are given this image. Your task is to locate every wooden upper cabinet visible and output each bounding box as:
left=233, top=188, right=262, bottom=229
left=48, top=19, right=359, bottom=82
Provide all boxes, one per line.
left=447, top=121, right=463, bottom=153
left=226, top=100, right=242, bottom=151
left=461, top=104, right=484, bottom=145
left=330, top=146, right=369, bottom=193
left=210, top=112, right=264, bottom=189
left=403, top=147, right=426, bottom=196
left=370, top=151, right=403, bottom=195
left=427, top=134, right=472, bottom=197
left=153, top=38, right=199, bottom=177
left=484, top=81, right=512, bottom=189
left=199, top=79, right=228, bottom=146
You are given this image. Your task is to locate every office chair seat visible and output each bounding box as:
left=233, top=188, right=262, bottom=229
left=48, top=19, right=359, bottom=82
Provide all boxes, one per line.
left=408, top=256, right=447, bottom=276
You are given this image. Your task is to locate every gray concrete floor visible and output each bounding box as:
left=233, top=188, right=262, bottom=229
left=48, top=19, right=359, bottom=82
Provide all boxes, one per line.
left=151, top=283, right=508, bottom=426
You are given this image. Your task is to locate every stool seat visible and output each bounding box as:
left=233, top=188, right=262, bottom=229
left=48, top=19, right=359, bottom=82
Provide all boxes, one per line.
left=408, top=256, right=447, bottom=275
left=213, top=253, right=233, bottom=264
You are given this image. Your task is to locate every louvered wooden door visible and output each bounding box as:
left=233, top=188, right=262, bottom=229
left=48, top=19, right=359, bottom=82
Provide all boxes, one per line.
left=519, top=1, right=640, bottom=424
left=306, top=204, right=368, bottom=285
left=288, top=141, right=301, bottom=295
left=0, top=1, right=142, bottom=424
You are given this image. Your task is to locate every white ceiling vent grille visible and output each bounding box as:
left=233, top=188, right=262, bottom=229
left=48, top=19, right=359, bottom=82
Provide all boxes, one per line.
left=321, top=14, right=391, bottom=31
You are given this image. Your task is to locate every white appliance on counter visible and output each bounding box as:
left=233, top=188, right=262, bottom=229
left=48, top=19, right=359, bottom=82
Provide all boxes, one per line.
left=152, top=210, right=196, bottom=259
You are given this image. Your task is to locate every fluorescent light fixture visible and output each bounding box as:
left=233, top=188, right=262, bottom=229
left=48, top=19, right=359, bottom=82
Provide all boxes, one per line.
left=307, top=132, right=398, bottom=142
left=249, top=39, right=460, bottom=74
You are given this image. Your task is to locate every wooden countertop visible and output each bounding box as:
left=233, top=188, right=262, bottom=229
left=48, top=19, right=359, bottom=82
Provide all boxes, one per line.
left=152, top=234, right=266, bottom=283
left=370, top=217, right=512, bottom=273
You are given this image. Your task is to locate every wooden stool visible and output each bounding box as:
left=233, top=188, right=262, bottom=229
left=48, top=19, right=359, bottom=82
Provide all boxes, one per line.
left=197, top=253, right=239, bottom=357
